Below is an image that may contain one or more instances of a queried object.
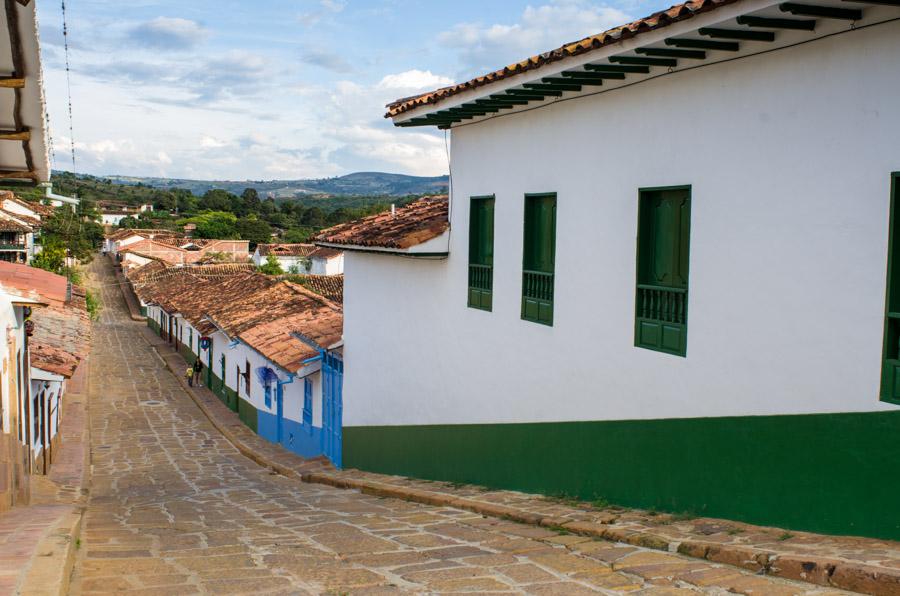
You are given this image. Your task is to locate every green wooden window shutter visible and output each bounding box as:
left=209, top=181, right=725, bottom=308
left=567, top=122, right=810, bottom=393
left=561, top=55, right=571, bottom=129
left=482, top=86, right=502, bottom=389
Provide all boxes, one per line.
left=881, top=173, right=900, bottom=404
left=468, top=196, right=495, bottom=311
left=521, top=193, right=556, bottom=325
left=635, top=187, right=691, bottom=356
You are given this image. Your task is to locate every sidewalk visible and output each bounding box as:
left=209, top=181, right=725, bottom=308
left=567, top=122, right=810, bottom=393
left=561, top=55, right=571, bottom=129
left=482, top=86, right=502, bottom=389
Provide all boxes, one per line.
left=0, top=362, right=91, bottom=595
left=140, top=324, right=900, bottom=595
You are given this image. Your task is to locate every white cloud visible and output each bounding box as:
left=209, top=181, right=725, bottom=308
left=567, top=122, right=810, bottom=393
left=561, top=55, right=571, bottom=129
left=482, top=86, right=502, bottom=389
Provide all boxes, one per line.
left=200, top=136, right=227, bottom=148
left=377, top=70, right=454, bottom=91
left=440, top=0, right=632, bottom=77
left=129, top=17, right=209, bottom=50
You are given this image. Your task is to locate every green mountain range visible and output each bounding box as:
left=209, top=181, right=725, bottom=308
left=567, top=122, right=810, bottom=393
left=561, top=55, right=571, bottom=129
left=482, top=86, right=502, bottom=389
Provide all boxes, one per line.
left=100, top=171, right=449, bottom=198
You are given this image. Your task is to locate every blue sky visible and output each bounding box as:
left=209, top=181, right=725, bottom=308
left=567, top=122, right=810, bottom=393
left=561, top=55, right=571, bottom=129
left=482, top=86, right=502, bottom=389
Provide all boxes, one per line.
left=36, top=0, right=670, bottom=180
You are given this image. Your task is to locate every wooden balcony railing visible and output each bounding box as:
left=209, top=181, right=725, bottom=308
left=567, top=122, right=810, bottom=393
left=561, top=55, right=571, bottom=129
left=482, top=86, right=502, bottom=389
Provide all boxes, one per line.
left=637, top=284, right=687, bottom=324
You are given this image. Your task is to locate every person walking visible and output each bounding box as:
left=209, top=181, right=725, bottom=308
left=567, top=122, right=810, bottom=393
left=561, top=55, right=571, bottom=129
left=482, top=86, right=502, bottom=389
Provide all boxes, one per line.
left=193, top=358, right=203, bottom=387
left=185, top=366, right=194, bottom=387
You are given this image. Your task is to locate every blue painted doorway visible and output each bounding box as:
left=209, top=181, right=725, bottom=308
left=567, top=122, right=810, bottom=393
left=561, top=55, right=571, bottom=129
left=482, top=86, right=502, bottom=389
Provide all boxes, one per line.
left=322, top=352, right=343, bottom=468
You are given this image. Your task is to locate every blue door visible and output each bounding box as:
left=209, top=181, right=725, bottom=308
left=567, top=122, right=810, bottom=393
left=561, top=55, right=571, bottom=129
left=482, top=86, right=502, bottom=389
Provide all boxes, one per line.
left=276, top=382, right=284, bottom=444
left=322, top=352, right=343, bottom=468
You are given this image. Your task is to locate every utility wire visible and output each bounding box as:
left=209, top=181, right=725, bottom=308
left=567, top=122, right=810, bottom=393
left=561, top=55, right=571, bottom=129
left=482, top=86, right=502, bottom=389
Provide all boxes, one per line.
left=61, top=0, right=77, bottom=191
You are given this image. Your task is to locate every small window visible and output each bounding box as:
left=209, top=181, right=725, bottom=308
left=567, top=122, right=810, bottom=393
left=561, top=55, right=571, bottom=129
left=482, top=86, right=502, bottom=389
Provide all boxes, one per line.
left=264, top=384, right=272, bottom=409
left=635, top=186, right=691, bottom=357
left=881, top=173, right=900, bottom=404
left=521, top=193, right=556, bottom=326
left=468, top=196, right=495, bottom=311
left=303, top=378, right=313, bottom=425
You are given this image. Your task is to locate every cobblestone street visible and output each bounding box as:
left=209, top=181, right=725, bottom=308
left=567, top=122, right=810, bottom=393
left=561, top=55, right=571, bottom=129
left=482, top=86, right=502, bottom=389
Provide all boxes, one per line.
left=67, top=258, right=853, bottom=595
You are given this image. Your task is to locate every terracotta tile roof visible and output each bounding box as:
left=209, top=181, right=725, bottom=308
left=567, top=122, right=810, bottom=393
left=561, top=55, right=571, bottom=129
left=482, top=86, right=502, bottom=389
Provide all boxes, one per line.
left=0, top=215, right=31, bottom=233
left=236, top=285, right=343, bottom=371
left=31, top=303, right=91, bottom=378
left=0, top=209, right=41, bottom=228
left=0, top=261, right=68, bottom=305
left=0, top=261, right=91, bottom=378
left=308, top=247, right=343, bottom=260
left=257, top=244, right=316, bottom=257
left=283, top=275, right=343, bottom=304
left=315, top=196, right=449, bottom=250
left=105, top=228, right=172, bottom=241
left=133, top=262, right=343, bottom=372
left=386, top=0, right=737, bottom=118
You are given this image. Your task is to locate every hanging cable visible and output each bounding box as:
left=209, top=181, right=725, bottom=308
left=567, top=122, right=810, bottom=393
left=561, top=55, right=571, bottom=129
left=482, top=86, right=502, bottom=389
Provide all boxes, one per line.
left=61, top=0, right=76, bottom=193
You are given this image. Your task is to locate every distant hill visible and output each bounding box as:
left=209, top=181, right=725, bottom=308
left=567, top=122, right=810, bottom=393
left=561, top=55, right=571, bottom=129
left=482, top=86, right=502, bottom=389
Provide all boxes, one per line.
left=99, top=171, right=449, bottom=198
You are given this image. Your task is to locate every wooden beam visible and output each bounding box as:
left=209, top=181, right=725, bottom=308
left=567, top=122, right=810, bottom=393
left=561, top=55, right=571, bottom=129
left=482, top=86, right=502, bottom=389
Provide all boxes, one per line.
left=699, top=27, right=777, bottom=41
left=493, top=92, right=547, bottom=101
left=665, top=37, right=740, bottom=51
left=507, top=88, right=563, bottom=98
left=0, top=77, right=25, bottom=88
left=779, top=2, right=862, bottom=18
left=584, top=64, right=651, bottom=74
left=523, top=83, right=581, bottom=92
left=476, top=98, right=529, bottom=106
left=635, top=47, right=707, bottom=59
left=560, top=70, right=626, bottom=80
left=736, top=15, right=817, bottom=29
left=542, top=77, right=603, bottom=87
left=0, top=170, right=36, bottom=181
left=609, top=56, right=677, bottom=67
left=0, top=130, right=29, bottom=141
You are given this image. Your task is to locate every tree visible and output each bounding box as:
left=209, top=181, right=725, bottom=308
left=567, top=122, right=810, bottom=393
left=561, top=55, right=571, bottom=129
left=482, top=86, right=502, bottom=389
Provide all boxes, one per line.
left=41, top=209, right=104, bottom=263
left=258, top=254, right=284, bottom=275
left=235, top=216, right=273, bottom=247
left=118, top=216, right=139, bottom=229
left=31, top=240, right=66, bottom=273
left=301, top=206, right=326, bottom=227
left=282, top=228, right=313, bottom=243
left=182, top=211, right=238, bottom=239
left=199, top=189, right=236, bottom=212
left=242, top=188, right=261, bottom=213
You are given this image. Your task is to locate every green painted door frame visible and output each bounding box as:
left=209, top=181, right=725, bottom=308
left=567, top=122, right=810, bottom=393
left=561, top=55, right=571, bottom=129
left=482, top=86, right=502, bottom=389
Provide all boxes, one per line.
left=880, top=172, right=900, bottom=404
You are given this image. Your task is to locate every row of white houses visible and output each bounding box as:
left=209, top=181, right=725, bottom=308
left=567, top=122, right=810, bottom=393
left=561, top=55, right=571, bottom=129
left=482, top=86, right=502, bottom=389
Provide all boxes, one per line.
left=128, top=261, right=344, bottom=464
left=312, top=0, right=900, bottom=541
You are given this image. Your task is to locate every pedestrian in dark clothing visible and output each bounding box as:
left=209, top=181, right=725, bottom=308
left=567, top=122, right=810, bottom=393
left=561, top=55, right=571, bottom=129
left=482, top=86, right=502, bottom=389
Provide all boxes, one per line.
left=193, top=359, right=203, bottom=387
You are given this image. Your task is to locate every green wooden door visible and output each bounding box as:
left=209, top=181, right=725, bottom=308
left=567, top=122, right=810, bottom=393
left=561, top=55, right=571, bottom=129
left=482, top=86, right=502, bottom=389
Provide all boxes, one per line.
left=635, top=187, right=691, bottom=356
left=521, top=194, right=556, bottom=325
left=881, top=174, right=900, bottom=403
left=468, top=196, right=495, bottom=310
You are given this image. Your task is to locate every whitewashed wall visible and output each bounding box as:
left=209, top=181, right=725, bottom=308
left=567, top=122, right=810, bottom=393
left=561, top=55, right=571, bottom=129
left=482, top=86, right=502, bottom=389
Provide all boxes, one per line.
left=344, top=21, right=900, bottom=427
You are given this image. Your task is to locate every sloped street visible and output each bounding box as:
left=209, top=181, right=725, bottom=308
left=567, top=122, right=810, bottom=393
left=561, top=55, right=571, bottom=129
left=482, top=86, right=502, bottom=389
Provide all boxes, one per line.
left=68, top=258, right=849, bottom=595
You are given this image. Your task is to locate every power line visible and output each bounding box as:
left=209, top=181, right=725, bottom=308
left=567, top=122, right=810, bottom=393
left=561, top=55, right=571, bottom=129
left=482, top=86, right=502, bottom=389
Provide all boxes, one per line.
left=61, top=0, right=76, bottom=185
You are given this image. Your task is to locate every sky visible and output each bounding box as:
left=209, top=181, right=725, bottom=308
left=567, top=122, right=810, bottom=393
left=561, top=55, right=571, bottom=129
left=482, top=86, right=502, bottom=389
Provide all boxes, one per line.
left=36, top=0, right=671, bottom=181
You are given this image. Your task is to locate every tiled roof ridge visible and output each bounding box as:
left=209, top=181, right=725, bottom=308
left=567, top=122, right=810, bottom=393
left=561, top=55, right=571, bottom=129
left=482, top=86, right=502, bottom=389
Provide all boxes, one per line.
left=385, top=0, right=738, bottom=117
left=281, top=279, right=342, bottom=312
left=315, top=195, right=449, bottom=250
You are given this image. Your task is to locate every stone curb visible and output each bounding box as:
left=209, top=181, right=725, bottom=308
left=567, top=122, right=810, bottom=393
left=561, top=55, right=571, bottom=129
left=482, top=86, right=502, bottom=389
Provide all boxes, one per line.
left=300, top=472, right=900, bottom=595
left=113, top=264, right=146, bottom=322
left=127, top=298, right=900, bottom=596
left=18, top=508, right=83, bottom=596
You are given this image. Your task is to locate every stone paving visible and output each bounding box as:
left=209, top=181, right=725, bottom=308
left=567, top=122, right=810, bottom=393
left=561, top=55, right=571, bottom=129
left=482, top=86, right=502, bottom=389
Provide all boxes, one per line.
left=69, top=257, right=867, bottom=595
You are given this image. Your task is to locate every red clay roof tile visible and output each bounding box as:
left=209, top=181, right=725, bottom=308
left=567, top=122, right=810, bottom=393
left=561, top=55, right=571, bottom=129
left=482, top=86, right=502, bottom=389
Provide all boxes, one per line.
left=315, top=196, right=448, bottom=250
left=386, top=0, right=738, bottom=118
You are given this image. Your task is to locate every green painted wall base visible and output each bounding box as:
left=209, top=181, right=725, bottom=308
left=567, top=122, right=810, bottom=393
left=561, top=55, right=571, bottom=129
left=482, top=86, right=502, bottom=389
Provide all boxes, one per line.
left=238, top=397, right=258, bottom=433
left=344, top=410, right=900, bottom=541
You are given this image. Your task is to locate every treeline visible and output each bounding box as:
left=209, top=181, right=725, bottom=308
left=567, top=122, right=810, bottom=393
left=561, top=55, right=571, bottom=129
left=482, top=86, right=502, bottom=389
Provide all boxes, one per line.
left=51, top=172, right=419, bottom=245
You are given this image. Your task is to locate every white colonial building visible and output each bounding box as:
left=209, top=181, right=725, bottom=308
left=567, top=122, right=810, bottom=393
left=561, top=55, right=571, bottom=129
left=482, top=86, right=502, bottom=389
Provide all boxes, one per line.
left=252, top=244, right=344, bottom=275
left=318, top=0, right=900, bottom=541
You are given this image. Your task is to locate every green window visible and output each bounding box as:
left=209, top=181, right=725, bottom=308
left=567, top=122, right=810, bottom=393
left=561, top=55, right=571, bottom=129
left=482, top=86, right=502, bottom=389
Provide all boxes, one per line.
left=468, top=196, right=495, bottom=311
left=521, top=193, right=556, bottom=326
left=881, top=173, right=900, bottom=404
left=635, top=186, right=691, bottom=356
